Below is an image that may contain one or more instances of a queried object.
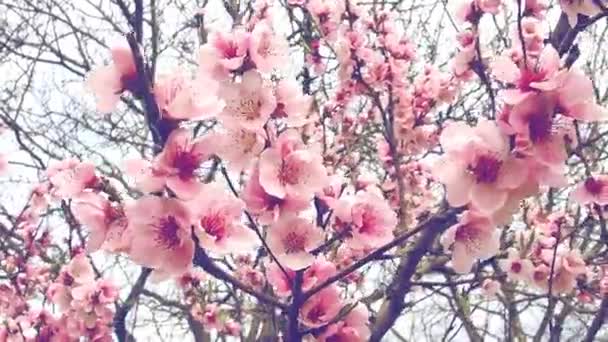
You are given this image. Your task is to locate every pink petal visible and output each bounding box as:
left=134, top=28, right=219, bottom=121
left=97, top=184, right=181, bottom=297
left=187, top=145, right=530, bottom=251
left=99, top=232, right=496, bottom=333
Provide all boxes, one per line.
left=470, top=183, right=508, bottom=214
left=491, top=56, right=520, bottom=84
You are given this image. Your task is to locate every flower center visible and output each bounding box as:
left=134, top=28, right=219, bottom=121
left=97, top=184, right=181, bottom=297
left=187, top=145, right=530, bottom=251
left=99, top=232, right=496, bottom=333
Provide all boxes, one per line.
left=511, top=261, right=522, bottom=273
left=306, top=305, right=325, bottom=324
left=471, top=155, right=501, bottom=184
left=283, top=231, right=306, bottom=254
left=238, top=98, right=261, bottom=120
left=584, top=177, right=603, bottom=195
left=173, top=149, right=200, bottom=180
left=518, top=69, right=546, bottom=91
left=454, top=224, right=482, bottom=253
left=528, top=112, right=553, bottom=143
left=201, top=214, right=227, bottom=241
left=156, top=216, right=181, bottom=249
left=279, top=160, right=300, bottom=185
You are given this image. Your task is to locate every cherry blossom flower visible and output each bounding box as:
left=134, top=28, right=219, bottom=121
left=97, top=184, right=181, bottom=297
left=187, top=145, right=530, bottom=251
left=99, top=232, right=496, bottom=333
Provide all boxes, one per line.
left=218, top=70, right=276, bottom=130
left=198, top=30, right=249, bottom=78
left=476, top=0, right=502, bottom=14
left=72, top=192, right=130, bottom=252
left=317, top=303, right=370, bottom=342
left=499, top=249, right=534, bottom=282
left=154, top=71, right=223, bottom=120
left=242, top=165, right=311, bottom=224
left=189, top=184, right=256, bottom=255
left=123, top=158, right=166, bottom=194
left=481, top=279, right=501, bottom=297
left=267, top=215, right=324, bottom=270
left=86, top=38, right=137, bottom=113
left=267, top=257, right=336, bottom=297
left=48, top=159, right=98, bottom=198
left=441, top=211, right=499, bottom=273
left=155, top=128, right=211, bottom=199
left=300, top=285, right=342, bottom=327
left=272, top=78, right=313, bottom=127
left=126, top=196, right=194, bottom=275
left=249, top=22, right=289, bottom=73
left=333, top=189, right=397, bottom=250
left=571, top=175, right=608, bottom=205
left=210, top=123, right=265, bottom=173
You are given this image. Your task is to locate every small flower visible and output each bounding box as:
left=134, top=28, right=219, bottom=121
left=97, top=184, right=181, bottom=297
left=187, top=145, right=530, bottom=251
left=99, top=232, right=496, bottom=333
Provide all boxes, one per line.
left=571, top=175, right=608, bottom=205
left=267, top=215, right=324, bottom=270
left=300, top=285, right=342, bottom=327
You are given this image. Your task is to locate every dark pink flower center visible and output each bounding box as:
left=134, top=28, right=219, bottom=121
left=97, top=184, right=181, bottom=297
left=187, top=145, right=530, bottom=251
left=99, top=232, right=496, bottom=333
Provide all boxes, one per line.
left=201, top=214, right=227, bottom=241
left=279, top=160, right=300, bottom=185
left=527, top=112, right=553, bottom=143
left=156, top=216, right=181, bottom=249
left=471, top=155, right=501, bottom=184
left=173, top=149, right=200, bottom=180
left=511, top=261, right=522, bottom=273
left=584, top=177, right=604, bottom=195
left=518, top=69, right=546, bottom=92
left=283, top=231, right=306, bottom=254
left=306, top=305, right=325, bottom=324
left=104, top=204, right=125, bottom=226
left=455, top=224, right=479, bottom=245
left=358, top=208, right=379, bottom=234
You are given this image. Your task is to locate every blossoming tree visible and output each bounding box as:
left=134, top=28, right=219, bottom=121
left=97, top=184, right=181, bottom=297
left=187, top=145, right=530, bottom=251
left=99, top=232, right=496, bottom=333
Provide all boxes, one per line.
left=1, top=0, right=608, bottom=340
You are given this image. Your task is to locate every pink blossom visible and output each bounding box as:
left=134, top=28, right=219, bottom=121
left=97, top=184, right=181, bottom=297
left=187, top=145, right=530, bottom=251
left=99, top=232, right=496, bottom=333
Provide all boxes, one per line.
left=242, top=165, right=311, bottom=224
left=189, top=184, right=256, bottom=255
left=571, top=175, right=608, bottom=205
left=218, top=70, right=276, bottom=130
left=86, top=38, right=137, bottom=113
left=259, top=130, right=327, bottom=200
left=123, top=158, right=166, bottom=193
left=481, top=279, right=501, bottom=297
left=441, top=211, right=499, bottom=273
left=475, top=0, right=502, bottom=14
left=155, top=128, right=211, bottom=199
left=300, top=285, right=342, bottom=327
left=317, top=303, right=370, bottom=342
left=333, top=189, right=397, bottom=250
left=72, top=192, right=130, bottom=252
left=267, top=257, right=336, bottom=297
left=48, top=159, right=98, bottom=198
left=267, top=215, right=324, bottom=270
left=67, top=252, right=96, bottom=285
left=266, top=262, right=295, bottom=297
left=198, top=30, right=249, bottom=77
left=498, top=249, right=534, bottom=282
left=126, top=196, right=194, bottom=275
left=154, top=71, right=223, bottom=120
left=249, top=22, right=289, bottom=73
left=210, top=123, right=265, bottom=173
left=272, top=78, right=313, bottom=127
left=223, top=320, right=241, bottom=336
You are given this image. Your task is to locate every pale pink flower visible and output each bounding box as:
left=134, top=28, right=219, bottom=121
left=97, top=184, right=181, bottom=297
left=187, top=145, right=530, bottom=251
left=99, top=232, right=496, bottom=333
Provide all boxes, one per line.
left=123, top=158, right=166, bottom=193
left=571, top=175, right=608, bottom=205
left=126, top=196, right=194, bottom=275
left=481, top=279, right=501, bottom=297
left=498, top=249, right=534, bottom=282
left=86, top=38, right=137, bottom=113
left=210, top=123, right=265, bottom=173
left=223, top=320, right=241, bottom=336
left=198, top=30, right=249, bottom=76
left=249, top=22, right=289, bottom=73
left=267, top=215, right=324, bottom=270
left=441, top=211, right=499, bottom=273
left=491, top=46, right=561, bottom=104
left=476, top=0, right=502, bottom=14
left=272, top=78, right=313, bottom=127
left=333, top=189, right=397, bottom=250
left=196, top=303, right=223, bottom=330
left=434, top=120, right=528, bottom=214
left=67, top=252, right=96, bottom=284
left=267, top=257, right=336, bottom=297
left=560, top=0, right=603, bottom=28
left=48, top=159, right=98, bottom=198
left=154, top=71, right=223, bottom=120
left=155, top=128, right=211, bottom=199
left=244, top=165, right=310, bottom=223
left=218, top=70, right=276, bottom=130
left=555, top=70, right=608, bottom=122
left=317, top=303, right=370, bottom=342
left=189, top=184, right=256, bottom=255
left=300, top=285, right=342, bottom=327
left=267, top=262, right=295, bottom=297
left=259, top=130, right=327, bottom=200
left=72, top=192, right=130, bottom=253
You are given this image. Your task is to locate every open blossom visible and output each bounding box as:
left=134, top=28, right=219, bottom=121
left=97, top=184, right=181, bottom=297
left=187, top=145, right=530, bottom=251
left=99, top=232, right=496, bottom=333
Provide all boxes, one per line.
left=126, top=196, right=194, bottom=275
left=491, top=46, right=561, bottom=105
left=333, top=189, right=397, bottom=250
left=154, top=71, right=223, bottom=120
left=72, top=192, right=130, bottom=252
left=267, top=215, right=324, bottom=270
left=249, top=22, right=289, bottom=73
left=300, top=285, right=342, bottom=327
left=481, top=279, right=501, bottom=297
left=434, top=120, right=527, bottom=214
left=267, top=257, right=336, bottom=297
left=198, top=30, right=249, bottom=78
left=499, top=249, right=534, bottom=282
left=210, top=123, right=265, bottom=173
left=317, top=303, right=370, bottom=342
left=189, top=184, right=256, bottom=255
left=242, top=165, right=310, bottom=224
left=219, top=70, right=276, bottom=130
left=441, top=211, right=499, bottom=273
left=272, top=78, right=313, bottom=127
left=259, top=130, right=327, bottom=200
left=155, top=128, right=211, bottom=199
left=538, top=248, right=587, bottom=293
left=571, top=175, right=608, bottom=205
left=86, top=38, right=137, bottom=113
left=48, top=159, right=98, bottom=198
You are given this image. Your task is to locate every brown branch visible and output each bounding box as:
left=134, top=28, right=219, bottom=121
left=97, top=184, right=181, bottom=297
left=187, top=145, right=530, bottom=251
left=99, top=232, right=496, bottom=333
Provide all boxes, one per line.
left=583, top=295, right=608, bottom=342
